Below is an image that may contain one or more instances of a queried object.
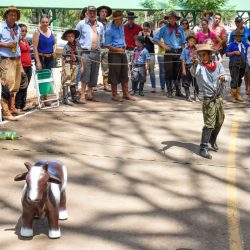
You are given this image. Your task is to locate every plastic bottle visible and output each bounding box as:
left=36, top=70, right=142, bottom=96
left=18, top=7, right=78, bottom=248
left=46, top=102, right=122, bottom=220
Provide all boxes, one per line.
left=0, top=131, right=20, bottom=140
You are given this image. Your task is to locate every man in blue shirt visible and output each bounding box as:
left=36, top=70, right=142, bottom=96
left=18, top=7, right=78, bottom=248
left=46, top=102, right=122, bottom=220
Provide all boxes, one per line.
left=226, top=29, right=249, bottom=102
left=0, top=6, right=22, bottom=121
left=153, top=11, right=186, bottom=98
left=105, top=10, right=136, bottom=102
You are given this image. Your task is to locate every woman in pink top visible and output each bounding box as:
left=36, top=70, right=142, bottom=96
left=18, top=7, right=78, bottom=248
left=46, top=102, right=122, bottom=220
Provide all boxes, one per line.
left=196, top=18, right=221, bottom=45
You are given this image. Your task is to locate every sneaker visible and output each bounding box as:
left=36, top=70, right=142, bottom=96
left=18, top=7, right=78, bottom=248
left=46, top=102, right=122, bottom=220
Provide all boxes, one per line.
left=139, top=91, right=144, bottom=96
left=131, top=90, right=137, bottom=96
left=151, top=88, right=156, bottom=93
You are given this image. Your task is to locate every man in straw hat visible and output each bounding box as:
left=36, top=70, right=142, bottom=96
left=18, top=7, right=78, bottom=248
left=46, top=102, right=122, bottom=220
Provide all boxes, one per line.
left=153, top=11, right=186, bottom=98
left=192, top=43, right=226, bottom=159
left=97, top=5, right=112, bottom=92
left=226, top=29, right=249, bottom=102
left=0, top=5, right=22, bottom=121
left=76, top=6, right=104, bottom=103
left=104, top=10, right=136, bottom=101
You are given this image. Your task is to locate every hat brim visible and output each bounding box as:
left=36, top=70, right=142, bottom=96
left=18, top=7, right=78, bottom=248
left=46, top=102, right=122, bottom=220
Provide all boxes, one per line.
left=61, top=29, right=80, bottom=41
left=125, top=15, right=138, bottom=19
left=204, top=11, right=213, bottom=16
left=3, top=8, right=21, bottom=21
left=97, top=6, right=112, bottom=17
left=197, top=48, right=214, bottom=53
left=164, top=15, right=181, bottom=20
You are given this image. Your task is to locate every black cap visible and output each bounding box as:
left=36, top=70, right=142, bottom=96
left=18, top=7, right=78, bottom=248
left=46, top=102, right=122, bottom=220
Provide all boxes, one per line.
left=235, top=16, right=243, bottom=22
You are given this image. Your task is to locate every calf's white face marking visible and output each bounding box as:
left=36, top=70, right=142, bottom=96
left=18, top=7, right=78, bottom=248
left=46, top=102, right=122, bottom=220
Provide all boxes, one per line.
left=28, top=167, right=45, bottom=201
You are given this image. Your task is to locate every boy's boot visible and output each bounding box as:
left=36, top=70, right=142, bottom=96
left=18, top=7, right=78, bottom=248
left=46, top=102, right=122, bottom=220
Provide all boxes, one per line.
left=1, top=98, right=16, bottom=121
left=230, top=88, right=237, bottom=103
left=122, top=83, right=136, bottom=101
left=103, top=76, right=112, bottom=92
left=209, top=126, right=222, bottom=151
left=184, top=87, right=192, bottom=102
left=63, top=85, right=73, bottom=105
left=199, top=127, right=213, bottom=159
left=69, top=84, right=79, bottom=104
left=236, top=87, right=244, bottom=102
left=111, top=84, right=123, bottom=102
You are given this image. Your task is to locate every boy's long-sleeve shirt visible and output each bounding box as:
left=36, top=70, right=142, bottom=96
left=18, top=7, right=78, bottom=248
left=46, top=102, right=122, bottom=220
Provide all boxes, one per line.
left=193, top=61, right=226, bottom=97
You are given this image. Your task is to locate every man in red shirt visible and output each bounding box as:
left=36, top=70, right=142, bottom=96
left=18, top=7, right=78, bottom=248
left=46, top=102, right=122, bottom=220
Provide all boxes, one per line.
left=124, top=12, right=142, bottom=66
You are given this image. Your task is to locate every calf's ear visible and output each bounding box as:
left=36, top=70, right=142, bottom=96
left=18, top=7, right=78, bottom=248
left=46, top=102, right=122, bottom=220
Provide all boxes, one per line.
left=49, top=175, right=61, bottom=184
left=14, top=172, right=28, bottom=181
left=24, top=162, right=32, bottom=170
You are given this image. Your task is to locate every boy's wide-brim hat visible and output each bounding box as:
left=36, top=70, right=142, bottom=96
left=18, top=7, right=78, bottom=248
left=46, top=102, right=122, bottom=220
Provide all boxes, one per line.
left=186, top=35, right=198, bottom=43
left=3, top=5, right=21, bottom=21
left=234, top=29, right=244, bottom=37
left=196, top=44, right=214, bottom=52
left=164, top=11, right=181, bottom=20
left=61, top=29, right=80, bottom=41
left=125, top=11, right=138, bottom=19
left=97, top=6, right=112, bottom=17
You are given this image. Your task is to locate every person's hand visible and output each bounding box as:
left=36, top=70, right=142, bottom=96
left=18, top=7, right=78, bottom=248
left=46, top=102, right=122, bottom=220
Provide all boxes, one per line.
left=36, top=62, right=42, bottom=70
left=118, top=48, right=125, bottom=54
left=6, top=42, right=16, bottom=49
left=80, top=66, right=84, bottom=74
left=193, top=58, right=199, bottom=65
left=61, top=70, right=64, bottom=76
left=182, top=69, right=186, bottom=76
left=52, top=52, right=57, bottom=58
left=219, top=75, right=225, bottom=82
left=162, top=44, right=171, bottom=51
left=21, top=71, right=26, bottom=77
left=234, top=51, right=241, bottom=56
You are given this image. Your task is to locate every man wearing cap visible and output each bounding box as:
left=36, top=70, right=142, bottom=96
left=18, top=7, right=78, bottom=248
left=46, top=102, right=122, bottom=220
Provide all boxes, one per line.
left=76, top=6, right=104, bottom=103
left=97, top=5, right=112, bottom=92
left=104, top=10, right=136, bottom=102
left=124, top=12, right=142, bottom=65
left=209, top=13, right=227, bottom=56
left=0, top=6, right=22, bottom=121
left=153, top=11, right=186, bottom=98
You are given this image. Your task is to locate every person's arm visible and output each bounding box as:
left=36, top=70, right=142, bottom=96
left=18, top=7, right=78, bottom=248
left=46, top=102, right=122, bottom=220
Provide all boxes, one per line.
left=152, top=27, right=171, bottom=51
left=32, top=30, right=42, bottom=70
left=52, top=32, right=57, bottom=58
left=181, top=60, right=186, bottom=76
left=226, top=44, right=240, bottom=57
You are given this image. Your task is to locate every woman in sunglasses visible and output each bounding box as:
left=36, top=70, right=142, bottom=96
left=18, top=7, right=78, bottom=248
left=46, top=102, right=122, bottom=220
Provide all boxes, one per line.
left=180, top=18, right=195, bottom=38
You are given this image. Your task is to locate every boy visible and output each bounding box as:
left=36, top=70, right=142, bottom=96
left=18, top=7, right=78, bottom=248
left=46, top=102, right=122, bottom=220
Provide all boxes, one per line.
left=61, top=29, right=83, bottom=104
left=130, top=36, right=150, bottom=96
left=226, top=29, right=249, bottom=102
left=192, top=44, right=226, bottom=159
left=180, top=35, right=198, bottom=102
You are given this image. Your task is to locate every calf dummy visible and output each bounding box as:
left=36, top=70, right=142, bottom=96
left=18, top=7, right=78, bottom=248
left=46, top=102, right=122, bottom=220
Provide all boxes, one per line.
left=14, top=160, right=68, bottom=239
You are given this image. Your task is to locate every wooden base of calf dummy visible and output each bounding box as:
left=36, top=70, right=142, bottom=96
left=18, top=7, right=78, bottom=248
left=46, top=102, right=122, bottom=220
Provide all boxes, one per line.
left=14, top=160, right=68, bottom=239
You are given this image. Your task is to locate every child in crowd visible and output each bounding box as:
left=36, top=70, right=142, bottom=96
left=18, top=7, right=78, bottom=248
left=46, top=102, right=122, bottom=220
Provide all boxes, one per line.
left=61, top=29, right=83, bottom=104
left=130, top=36, right=150, bottom=96
left=192, top=44, right=226, bottom=159
left=226, top=29, right=249, bottom=102
left=180, top=35, right=198, bottom=102
left=204, top=38, right=222, bottom=62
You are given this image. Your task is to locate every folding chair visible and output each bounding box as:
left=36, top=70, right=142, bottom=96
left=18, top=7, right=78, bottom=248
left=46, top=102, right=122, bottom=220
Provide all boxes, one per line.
left=34, top=69, right=60, bottom=109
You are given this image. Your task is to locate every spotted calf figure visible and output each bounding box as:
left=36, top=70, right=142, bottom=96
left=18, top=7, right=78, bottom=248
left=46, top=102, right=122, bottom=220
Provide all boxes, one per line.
left=14, top=160, right=68, bottom=239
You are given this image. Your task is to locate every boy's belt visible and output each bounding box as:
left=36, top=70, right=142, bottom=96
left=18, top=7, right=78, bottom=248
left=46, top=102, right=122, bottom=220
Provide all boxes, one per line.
left=133, top=64, right=145, bottom=67
left=39, top=53, right=53, bottom=57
